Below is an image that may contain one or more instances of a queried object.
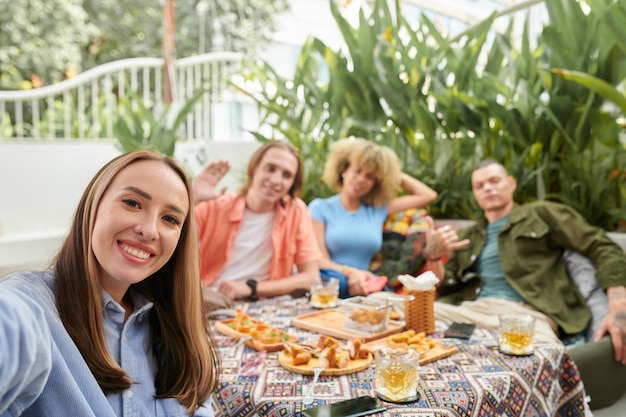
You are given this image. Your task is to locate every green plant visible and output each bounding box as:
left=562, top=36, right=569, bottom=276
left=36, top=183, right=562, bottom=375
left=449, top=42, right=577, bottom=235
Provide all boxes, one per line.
left=237, top=0, right=626, bottom=230
left=235, top=0, right=505, bottom=215
left=550, top=67, right=626, bottom=229
left=113, top=88, right=206, bottom=156
left=0, top=111, right=14, bottom=140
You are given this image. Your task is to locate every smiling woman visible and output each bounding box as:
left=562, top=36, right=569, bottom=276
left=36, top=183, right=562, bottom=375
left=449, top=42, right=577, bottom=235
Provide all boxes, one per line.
left=308, top=138, right=449, bottom=298
left=0, top=150, right=219, bottom=416
left=90, top=159, right=190, bottom=310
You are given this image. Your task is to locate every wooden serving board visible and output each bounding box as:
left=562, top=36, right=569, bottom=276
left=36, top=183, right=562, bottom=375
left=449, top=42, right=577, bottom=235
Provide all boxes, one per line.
left=215, top=319, right=299, bottom=352
left=365, top=337, right=459, bottom=365
left=291, top=309, right=404, bottom=343
left=277, top=349, right=373, bottom=376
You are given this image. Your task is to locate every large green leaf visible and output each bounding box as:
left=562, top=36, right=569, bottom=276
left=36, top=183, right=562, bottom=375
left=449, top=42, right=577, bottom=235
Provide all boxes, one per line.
left=585, top=0, right=626, bottom=55
left=553, top=68, right=626, bottom=113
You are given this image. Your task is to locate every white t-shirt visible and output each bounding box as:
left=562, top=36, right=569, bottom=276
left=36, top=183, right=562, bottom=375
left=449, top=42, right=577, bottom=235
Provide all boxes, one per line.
left=213, top=209, right=275, bottom=286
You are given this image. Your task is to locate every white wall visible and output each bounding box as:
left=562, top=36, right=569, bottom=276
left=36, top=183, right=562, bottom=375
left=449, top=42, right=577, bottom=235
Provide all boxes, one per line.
left=0, top=140, right=260, bottom=276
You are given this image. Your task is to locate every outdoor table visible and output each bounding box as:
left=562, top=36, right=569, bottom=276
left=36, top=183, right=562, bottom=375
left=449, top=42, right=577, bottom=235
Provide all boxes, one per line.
left=209, top=295, right=586, bottom=417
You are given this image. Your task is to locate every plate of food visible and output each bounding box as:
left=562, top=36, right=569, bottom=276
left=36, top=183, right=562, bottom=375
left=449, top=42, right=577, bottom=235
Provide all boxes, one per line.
left=278, top=335, right=373, bottom=376
left=215, top=308, right=299, bottom=352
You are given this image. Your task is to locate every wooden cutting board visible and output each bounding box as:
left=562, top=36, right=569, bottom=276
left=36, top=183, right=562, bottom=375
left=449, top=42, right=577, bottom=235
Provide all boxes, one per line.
left=277, top=349, right=373, bottom=376
left=365, top=337, right=459, bottom=365
left=291, top=309, right=404, bottom=343
left=215, top=319, right=299, bottom=352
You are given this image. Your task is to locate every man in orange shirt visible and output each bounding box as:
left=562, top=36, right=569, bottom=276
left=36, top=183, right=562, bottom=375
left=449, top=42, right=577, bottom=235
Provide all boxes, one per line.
left=193, top=141, right=321, bottom=302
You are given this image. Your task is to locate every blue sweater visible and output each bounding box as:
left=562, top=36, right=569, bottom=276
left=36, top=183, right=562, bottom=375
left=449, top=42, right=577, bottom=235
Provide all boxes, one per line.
left=0, top=270, right=213, bottom=417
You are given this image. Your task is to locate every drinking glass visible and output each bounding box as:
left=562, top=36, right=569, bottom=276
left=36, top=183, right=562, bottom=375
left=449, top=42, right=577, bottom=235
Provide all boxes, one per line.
left=310, top=278, right=339, bottom=309
left=374, top=346, right=420, bottom=402
left=498, top=313, right=536, bottom=355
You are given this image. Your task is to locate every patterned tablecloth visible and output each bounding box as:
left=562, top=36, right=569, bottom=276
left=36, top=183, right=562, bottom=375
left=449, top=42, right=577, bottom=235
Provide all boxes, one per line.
left=210, top=296, right=586, bottom=417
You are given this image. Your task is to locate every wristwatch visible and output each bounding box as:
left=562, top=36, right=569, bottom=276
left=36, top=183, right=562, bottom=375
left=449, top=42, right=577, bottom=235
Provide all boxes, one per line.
left=246, top=279, right=259, bottom=301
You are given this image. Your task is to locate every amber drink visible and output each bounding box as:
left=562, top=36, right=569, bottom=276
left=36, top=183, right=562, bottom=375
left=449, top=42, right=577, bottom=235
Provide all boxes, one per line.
left=498, top=313, right=535, bottom=355
left=375, top=346, right=419, bottom=402
left=310, top=278, right=339, bottom=309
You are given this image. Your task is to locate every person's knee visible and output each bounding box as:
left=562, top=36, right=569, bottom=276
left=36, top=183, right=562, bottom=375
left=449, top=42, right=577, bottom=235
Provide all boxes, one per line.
left=569, top=336, right=626, bottom=410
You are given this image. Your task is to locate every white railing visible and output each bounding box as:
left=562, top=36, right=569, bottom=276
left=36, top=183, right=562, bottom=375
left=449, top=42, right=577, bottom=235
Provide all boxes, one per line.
left=0, top=51, right=244, bottom=141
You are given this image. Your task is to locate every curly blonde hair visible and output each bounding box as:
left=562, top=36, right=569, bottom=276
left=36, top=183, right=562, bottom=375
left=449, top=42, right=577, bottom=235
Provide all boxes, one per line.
left=322, top=138, right=401, bottom=207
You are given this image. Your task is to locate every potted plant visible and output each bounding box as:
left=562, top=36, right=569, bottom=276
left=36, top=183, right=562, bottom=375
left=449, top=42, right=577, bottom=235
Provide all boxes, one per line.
left=114, top=87, right=207, bottom=157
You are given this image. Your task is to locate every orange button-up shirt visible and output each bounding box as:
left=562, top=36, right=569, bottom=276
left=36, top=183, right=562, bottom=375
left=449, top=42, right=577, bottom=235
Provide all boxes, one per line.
left=194, top=193, right=321, bottom=286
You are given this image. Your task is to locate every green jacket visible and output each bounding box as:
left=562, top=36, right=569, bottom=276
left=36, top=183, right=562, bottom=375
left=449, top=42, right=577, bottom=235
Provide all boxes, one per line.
left=439, top=201, right=626, bottom=335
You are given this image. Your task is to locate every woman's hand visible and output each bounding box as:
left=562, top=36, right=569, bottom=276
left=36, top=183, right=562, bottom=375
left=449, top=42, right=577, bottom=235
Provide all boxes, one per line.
left=344, top=266, right=372, bottom=296
left=192, top=160, right=230, bottom=204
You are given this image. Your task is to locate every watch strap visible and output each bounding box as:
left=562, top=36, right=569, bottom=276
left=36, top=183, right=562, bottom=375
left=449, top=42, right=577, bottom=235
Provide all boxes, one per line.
left=246, top=279, right=258, bottom=301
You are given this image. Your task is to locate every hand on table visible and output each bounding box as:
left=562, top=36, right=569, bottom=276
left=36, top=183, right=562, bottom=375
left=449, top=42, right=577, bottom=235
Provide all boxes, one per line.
left=345, top=267, right=372, bottom=297
left=192, top=160, right=230, bottom=204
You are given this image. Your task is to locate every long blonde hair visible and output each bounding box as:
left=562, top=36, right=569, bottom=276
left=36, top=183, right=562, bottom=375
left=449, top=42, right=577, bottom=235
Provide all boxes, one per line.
left=53, top=150, right=219, bottom=414
left=322, top=138, right=401, bottom=207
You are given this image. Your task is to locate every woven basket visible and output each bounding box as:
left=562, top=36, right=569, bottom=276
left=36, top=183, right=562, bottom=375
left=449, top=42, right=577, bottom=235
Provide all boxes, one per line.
left=404, top=287, right=436, bottom=334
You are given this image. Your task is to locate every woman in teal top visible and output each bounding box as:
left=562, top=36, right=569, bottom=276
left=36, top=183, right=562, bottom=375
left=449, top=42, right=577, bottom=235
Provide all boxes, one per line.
left=308, top=138, right=439, bottom=298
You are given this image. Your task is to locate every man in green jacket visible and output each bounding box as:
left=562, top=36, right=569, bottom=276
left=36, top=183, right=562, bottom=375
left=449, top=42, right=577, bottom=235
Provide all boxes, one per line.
left=435, top=159, right=626, bottom=409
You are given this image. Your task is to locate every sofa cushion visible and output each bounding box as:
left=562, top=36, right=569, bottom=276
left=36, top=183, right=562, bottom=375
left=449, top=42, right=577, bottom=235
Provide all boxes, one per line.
left=563, top=250, right=608, bottom=341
